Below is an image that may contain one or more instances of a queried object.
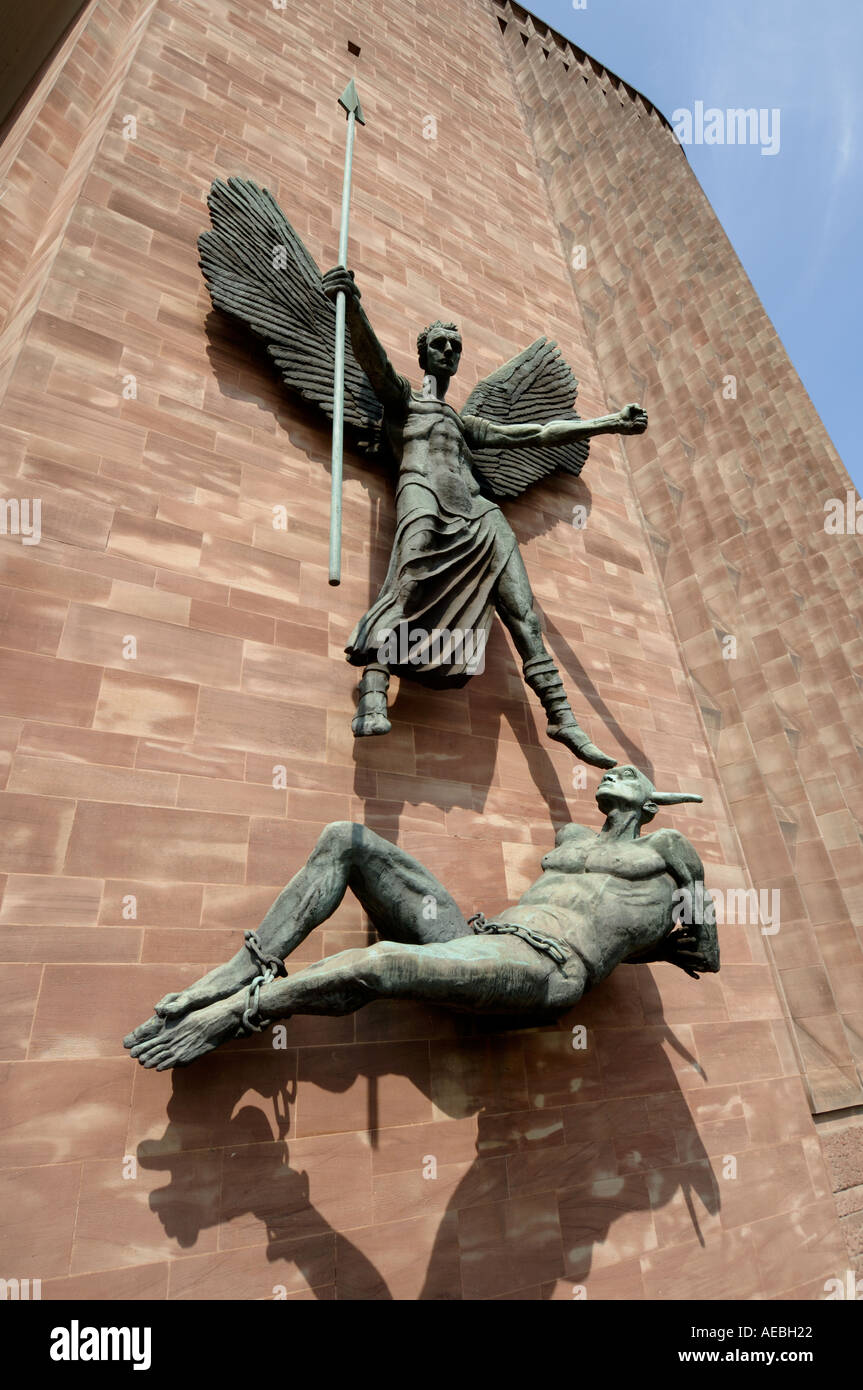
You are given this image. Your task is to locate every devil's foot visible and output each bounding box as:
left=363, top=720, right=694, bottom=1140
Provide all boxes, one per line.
left=123, top=1013, right=167, bottom=1049
left=548, top=722, right=617, bottom=769
left=129, top=997, right=243, bottom=1070
left=122, top=989, right=201, bottom=1050
left=123, top=957, right=260, bottom=1049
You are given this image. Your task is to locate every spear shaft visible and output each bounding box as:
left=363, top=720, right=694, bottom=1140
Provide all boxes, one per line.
left=329, top=78, right=365, bottom=586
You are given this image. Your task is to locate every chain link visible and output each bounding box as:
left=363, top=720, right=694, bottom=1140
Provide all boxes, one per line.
left=236, top=930, right=287, bottom=1036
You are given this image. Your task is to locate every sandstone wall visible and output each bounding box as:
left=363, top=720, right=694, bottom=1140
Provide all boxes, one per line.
left=0, top=0, right=855, bottom=1298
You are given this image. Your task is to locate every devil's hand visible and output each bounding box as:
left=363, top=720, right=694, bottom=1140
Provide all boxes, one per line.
left=617, top=402, right=648, bottom=434
left=322, top=266, right=361, bottom=305
left=657, top=930, right=714, bottom=979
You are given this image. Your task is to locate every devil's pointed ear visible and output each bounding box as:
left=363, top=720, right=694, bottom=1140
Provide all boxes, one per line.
left=642, top=799, right=659, bottom=819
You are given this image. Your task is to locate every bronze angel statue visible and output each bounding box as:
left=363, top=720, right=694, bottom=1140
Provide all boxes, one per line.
left=199, top=178, right=648, bottom=767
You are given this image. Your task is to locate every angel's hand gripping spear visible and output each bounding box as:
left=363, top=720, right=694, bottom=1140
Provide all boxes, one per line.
left=198, top=179, right=648, bottom=766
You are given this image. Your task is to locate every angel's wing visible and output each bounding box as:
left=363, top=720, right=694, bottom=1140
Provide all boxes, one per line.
left=198, top=177, right=382, bottom=449
left=462, top=338, right=589, bottom=499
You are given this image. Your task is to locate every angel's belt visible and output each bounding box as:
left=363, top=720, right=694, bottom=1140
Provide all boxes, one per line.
left=468, top=912, right=596, bottom=988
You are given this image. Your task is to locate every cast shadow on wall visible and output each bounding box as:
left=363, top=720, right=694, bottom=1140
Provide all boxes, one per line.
left=137, top=973, right=719, bottom=1300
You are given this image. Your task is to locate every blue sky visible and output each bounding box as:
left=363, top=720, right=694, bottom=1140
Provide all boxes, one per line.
left=530, top=0, right=861, bottom=494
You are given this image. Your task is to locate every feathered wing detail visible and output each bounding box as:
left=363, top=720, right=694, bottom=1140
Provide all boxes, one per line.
left=198, top=176, right=382, bottom=448
left=462, top=337, right=589, bottom=499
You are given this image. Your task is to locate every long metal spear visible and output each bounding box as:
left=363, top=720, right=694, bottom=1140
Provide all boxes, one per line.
left=329, top=77, right=365, bottom=586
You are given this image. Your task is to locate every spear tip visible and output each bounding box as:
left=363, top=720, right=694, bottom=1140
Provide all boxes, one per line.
left=338, top=77, right=366, bottom=125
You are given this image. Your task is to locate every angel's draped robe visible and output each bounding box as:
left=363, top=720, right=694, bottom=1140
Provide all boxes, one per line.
left=345, top=377, right=515, bottom=688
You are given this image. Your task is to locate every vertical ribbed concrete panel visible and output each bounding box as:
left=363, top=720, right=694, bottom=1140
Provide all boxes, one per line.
left=494, top=0, right=862, bottom=1116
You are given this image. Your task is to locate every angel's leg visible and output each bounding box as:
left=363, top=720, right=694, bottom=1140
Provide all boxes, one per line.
left=351, top=662, right=392, bottom=737
left=494, top=549, right=616, bottom=769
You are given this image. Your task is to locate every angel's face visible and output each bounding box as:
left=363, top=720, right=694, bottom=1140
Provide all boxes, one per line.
left=426, top=329, right=462, bottom=380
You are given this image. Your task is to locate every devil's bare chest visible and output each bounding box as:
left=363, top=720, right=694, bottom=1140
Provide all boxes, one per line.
left=540, top=833, right=667, bottom=880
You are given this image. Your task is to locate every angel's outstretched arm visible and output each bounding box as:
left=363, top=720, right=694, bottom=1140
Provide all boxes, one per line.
left=465, top=403, right=647, bottom=450
left=321, top=267, right=407, bottom=412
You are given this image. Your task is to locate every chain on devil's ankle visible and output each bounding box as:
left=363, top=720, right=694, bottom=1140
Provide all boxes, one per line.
left=238, top=972, right=270, bottom=1036
left=243, top=929, right=286, bottom=979
left=236, top=930, right=285, bottom=1038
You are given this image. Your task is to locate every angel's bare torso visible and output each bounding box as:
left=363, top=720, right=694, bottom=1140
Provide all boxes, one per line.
left=387, top=388, right=493, bottom=522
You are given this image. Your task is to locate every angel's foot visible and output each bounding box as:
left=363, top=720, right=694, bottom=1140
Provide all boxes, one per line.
left=352, top=710, right=392, bottom=737
left=352, top=663, right=391, bottom=738
left=548, top=720, right=617, bottom=769
left=129, top=995, right=246, bottom=1071
left=522, top=656, right=615, bottom=767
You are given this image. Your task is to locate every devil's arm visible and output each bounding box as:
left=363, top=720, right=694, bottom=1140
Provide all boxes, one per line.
left=624, top=830, right=719, bottom=976
left=659, top=829, right=719, bottom=973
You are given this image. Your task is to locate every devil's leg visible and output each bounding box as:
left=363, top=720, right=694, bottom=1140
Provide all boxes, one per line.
left=124, top=822, right=470, bottom=1047
left=129, top=933, right=578, bottom=1071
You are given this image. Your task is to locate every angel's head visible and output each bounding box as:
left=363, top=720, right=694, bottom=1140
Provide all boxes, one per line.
left=417, top=320, right=462, bottom=381
left=595, top=764, right=702, bottom=827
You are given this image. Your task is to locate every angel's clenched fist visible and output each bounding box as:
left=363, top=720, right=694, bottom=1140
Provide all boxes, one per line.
left=321, top=265, right=361, bottom=303
left=617, top=402, right=648, bottom=434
